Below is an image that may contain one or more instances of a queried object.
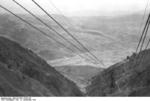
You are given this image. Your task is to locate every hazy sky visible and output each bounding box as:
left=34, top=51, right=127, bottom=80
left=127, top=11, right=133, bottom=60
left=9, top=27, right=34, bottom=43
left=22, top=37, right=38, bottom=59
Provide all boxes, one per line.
left=0, top=0, right=149, bottom=16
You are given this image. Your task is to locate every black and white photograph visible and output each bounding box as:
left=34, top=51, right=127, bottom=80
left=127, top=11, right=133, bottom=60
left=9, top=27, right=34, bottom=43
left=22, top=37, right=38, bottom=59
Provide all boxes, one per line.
left=0, top=0, right=150, bottom=99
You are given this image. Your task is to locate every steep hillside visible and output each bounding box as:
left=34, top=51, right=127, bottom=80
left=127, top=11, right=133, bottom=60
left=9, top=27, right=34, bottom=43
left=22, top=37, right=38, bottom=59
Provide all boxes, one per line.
left=87, top=49, right=150, bottom=96
left=0, top=36, right=83, bottom=96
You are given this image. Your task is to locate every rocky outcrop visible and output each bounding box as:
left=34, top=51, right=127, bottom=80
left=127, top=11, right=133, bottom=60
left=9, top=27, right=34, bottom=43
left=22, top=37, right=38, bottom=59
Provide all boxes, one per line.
left=0, top=36, right=83, bottom=96
left=87, top=49, right=150, bottom=96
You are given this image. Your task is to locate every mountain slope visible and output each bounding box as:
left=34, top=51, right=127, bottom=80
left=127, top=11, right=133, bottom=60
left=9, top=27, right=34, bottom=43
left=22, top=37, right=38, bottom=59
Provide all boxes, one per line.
left=87, top=49, right=150, bottom=96
left=0, top=36, right=83, bottom=96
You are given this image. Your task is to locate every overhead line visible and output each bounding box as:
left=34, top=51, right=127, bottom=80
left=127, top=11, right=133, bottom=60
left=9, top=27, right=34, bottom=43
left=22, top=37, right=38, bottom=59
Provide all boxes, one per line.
left=139, top=13, right=150, bottom=52
left=145, top=39, right=150, bottom=49
left=0, top=4, right=77, bottom=54
left=31, top=0, right=104, bottom=66
left=136, top=0, right=149, bottom=53
left=48, top=0, right=75, bottom=27
left=12, top=0, right=90, bottom=61
left=31, top=0, right=102, bottom=65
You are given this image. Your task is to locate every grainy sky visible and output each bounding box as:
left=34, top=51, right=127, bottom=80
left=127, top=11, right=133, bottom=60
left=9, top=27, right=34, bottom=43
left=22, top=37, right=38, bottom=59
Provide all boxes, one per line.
left=0, top=0, right=149, bottom=16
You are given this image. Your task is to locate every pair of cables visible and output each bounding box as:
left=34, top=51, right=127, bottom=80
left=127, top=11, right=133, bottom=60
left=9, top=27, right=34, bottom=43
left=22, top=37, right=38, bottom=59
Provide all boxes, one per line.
left=136, top=0, right=150, bottom=53
left=31, top=0, right=104, bottom=66
left=0, top=0, right=104, bottom=66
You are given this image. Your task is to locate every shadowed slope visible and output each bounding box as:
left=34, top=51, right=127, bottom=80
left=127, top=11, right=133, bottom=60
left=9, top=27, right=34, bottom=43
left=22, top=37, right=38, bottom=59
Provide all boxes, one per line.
left=87, top=49, right=150, bottom=96
left=0, top=36, right=83, bottom=96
